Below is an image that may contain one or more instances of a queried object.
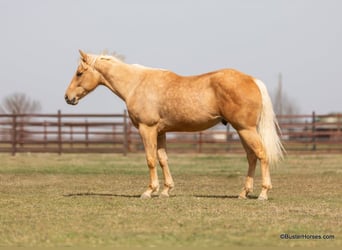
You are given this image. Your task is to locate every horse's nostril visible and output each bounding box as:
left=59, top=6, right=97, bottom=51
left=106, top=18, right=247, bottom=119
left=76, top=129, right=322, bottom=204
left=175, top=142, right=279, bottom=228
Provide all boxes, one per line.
left=65, top=94, right=77, bottom=105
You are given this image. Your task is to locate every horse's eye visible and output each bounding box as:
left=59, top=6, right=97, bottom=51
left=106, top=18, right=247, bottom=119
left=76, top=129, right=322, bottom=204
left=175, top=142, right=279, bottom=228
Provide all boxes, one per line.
left=76, top=71, right=83, bottom=77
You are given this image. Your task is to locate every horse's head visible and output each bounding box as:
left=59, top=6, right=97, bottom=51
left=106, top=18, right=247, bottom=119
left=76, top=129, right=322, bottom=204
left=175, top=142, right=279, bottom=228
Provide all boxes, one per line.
left=65, top=50, right=103, bottom=105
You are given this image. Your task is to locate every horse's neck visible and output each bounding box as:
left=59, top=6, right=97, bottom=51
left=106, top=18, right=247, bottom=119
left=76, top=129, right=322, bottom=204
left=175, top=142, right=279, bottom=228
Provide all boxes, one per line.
left=95, top=59, right=141, bottom=101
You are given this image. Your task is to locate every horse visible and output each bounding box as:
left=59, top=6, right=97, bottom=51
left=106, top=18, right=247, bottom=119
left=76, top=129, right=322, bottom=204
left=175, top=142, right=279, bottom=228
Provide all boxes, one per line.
left=65, top=50, right=284, bottom=200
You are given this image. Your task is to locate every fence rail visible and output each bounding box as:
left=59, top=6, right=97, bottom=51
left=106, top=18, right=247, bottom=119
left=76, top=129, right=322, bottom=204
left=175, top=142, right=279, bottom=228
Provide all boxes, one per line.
left=0, top=111, right=341, bottom=155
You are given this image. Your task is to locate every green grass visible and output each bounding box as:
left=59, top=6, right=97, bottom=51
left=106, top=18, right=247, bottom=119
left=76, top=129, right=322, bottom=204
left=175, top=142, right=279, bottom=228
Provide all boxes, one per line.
left=0, top=153, right=341, bottom=247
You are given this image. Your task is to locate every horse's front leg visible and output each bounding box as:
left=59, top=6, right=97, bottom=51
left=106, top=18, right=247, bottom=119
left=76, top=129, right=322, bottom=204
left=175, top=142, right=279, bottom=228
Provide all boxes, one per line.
left=157, top=133, right=174, bottom=198
left=139, top=124, right=159, bottom=199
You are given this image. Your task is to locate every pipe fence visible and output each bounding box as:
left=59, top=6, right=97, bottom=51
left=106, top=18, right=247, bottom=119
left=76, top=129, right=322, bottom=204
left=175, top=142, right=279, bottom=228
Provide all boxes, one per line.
left=0, top=111, right=341, bottom=155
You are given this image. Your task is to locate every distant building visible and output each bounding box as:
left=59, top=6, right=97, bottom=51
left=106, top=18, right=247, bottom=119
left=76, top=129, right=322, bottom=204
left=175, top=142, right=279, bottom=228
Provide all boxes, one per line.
left=315, top=113, right=342, bottom=140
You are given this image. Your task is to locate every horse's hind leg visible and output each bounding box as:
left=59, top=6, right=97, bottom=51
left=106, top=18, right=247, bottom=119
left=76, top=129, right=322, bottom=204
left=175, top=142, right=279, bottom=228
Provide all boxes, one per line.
left=237, top=128, right=272, bottom=200
left=238, top=138, right=257, bottom=199
left=157, top=133, right=174, bottom=198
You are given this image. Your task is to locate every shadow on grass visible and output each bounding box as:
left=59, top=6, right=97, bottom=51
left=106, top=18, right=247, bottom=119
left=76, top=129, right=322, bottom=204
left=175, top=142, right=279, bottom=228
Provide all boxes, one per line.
left=63, top=193, right=260, bottom=200
left=63, top=192, right=140, bottom=198
left=194, top=194, right=259, bottom=199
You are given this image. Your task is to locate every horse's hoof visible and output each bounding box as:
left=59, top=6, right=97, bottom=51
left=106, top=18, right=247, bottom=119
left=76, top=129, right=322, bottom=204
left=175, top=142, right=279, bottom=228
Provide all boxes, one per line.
left=151, top=191, right=159, bottom=197
left=151, top=187, right=160, bottom=196
left=257, top=195, right=268, bottom=201
left=159, top=191, right=170, bottom=198
left=238, top=195, right=247, bottom=199
left=238, top=190, right=248, bottom=199
left=140, top=192, right=152, bottom=199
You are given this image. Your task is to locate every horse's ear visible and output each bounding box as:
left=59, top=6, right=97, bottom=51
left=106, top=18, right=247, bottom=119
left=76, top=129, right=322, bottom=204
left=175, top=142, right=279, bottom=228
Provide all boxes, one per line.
left=79, top=50, right=88, bottom=62
left=80, top=60, right=88, bottom=70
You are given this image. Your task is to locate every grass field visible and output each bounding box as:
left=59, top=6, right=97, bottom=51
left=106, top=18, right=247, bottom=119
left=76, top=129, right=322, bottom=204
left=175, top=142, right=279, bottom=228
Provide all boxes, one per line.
left=0, top=153, right=341, bottom=247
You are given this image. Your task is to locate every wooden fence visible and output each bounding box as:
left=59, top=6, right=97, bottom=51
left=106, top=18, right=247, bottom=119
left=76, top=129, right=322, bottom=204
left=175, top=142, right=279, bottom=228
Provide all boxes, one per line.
left=0, top=111, right=341, bottom=155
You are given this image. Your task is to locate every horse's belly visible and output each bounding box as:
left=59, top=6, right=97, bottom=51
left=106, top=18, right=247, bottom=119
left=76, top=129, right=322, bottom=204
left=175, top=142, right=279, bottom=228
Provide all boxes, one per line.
left=159, top=111, right=221, bottom=132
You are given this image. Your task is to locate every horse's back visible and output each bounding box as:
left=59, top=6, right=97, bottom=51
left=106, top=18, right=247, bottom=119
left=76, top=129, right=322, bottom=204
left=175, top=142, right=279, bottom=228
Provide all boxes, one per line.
left=128, top=68, right=261, bottom=132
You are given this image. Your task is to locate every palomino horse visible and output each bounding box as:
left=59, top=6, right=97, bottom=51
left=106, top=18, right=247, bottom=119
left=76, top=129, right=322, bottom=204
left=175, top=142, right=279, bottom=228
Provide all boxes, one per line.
left=65, top=50, right=284, bottom=200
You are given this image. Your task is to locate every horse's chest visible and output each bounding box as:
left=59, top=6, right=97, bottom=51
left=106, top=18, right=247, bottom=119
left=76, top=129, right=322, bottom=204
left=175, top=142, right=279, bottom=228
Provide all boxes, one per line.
left=127, top=104, right=160, bottom=128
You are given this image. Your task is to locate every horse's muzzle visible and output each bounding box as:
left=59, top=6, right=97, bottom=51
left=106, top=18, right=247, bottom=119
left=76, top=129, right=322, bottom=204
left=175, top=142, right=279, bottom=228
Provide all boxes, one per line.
left=65, top=95, right=78, bottom=105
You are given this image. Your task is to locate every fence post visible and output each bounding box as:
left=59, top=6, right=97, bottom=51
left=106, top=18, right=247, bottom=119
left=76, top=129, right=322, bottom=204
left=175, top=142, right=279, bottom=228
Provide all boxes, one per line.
left=198, top=132, right=203, bottom=153
left=44, top=120, right=47, bottom=148
left=19, top=116, right=24, bottom=148
left=226, top=123, right=231, bottom=152
left=57, top=110, right=62, bottom=155
left=123, top=110, right=128, bottom=156
left=85, top=119, right=89, bottom=148
left=312, top=111, right=316, bottom=151
left=11, top=114, right=17, bottom=156
left=70, top=125, right=73, bottom=148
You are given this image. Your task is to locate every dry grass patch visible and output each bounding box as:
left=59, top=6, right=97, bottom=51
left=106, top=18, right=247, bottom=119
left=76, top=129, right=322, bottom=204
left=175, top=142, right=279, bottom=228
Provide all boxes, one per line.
left=0, top=153, right=340, bottom=247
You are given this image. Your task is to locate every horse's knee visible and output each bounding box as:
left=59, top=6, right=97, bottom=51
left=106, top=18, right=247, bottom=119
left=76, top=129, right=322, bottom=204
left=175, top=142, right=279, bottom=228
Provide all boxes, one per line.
left=146, top=156, right=157, bottom=168
left=158, top=157, right=168, bottom=168
left=157, top=150, right=168, bottom=167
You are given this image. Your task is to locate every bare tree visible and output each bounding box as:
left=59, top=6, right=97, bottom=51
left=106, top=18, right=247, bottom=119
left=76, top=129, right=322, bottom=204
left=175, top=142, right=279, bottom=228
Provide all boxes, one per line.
left=272, top=74, right=300, bottom=116
left=0, top=92, right=41, bottom=114
left=271, top=74, right=301, bottom=140
left=0, top=93, right=41, bottom=143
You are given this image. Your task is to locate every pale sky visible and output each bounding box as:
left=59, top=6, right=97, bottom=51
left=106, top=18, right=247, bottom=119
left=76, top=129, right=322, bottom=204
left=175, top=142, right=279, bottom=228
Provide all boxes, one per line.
left=0, top=0, right=341, bottom=115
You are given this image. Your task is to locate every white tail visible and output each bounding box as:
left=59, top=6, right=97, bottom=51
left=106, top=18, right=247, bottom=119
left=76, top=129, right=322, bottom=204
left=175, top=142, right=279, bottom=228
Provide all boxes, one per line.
left=254, top=79, right=285, bottom=166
